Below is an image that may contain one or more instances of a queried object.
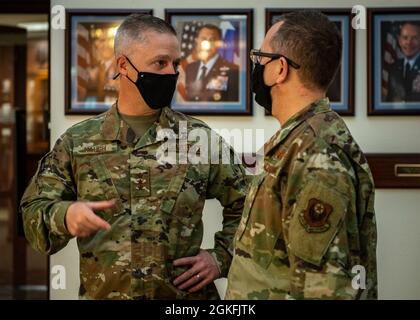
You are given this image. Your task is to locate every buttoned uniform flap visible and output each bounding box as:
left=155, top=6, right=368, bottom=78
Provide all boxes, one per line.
left=288, top=179, right=348, bottom=267
left=72, top=141, right=124, bottom=217
left=235, top=171, right=287, bottom=270
left=236, top=172, right=267, bottom=242
left=159, top=165, right=188, bottom=217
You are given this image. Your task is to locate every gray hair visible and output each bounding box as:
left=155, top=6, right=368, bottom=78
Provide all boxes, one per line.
left=114, top=14, right=177, bottom=56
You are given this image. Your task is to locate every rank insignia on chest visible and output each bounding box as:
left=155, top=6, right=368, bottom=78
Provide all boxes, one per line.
left=207, top=75, right=228, bottom=91
left=299, top=198, right=333, bottom=233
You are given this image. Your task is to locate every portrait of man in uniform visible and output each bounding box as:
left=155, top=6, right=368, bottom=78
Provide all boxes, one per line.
left=369, top=10, right=420, bottom=115
left=384, top=21, right=420, bottom=102
left=185, top=24, right=239, bottom=102
left=166, top=10, right=253, bottom=115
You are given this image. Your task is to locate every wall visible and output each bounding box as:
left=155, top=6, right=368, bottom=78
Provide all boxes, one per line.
left=50, top=0, right=420, bottom=299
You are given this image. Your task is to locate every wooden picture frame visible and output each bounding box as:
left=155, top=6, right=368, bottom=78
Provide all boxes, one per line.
left=368, top=8, right=420, bottom=115
left=65, top=9, right=153, bottom=115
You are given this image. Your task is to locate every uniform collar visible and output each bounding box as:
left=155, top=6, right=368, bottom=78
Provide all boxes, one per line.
left=101, top=102, right=177, bottom=149
left=264, top=97, right=331, bottom=156
left=199, top=54, right=219, bottom=71
left=404, top=52, right=420, bottom=69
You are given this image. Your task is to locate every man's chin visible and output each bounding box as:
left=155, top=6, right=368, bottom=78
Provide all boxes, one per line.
left=403, top=50, right=419, bottom=59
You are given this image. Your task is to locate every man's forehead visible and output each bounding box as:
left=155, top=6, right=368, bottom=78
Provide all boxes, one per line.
left=125, top=43, right=180, bottom=63
left=198, top=28, right=219, bottom=38
left=137, top=30, right=177, bottom=43
left=268, top=21, right=283, bottom=37
left=135, top=32, right=179, bottom=48
left=262, top=21, right=283, bottom=50
left=401, top=23, right=420, bottom=35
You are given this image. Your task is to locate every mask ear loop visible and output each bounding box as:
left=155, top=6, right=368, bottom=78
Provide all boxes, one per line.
left=124, top=56, right=141, bottom=73
left=112, top=56, right=139, bottom=82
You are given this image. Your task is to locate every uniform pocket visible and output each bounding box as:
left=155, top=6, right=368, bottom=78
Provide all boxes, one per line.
left=158, top=164, right=188, bottom=217
left=236, top=172, right=285, bottom=270
left=236, top=173, right=266, bottom=241
left=74, top=153, right=124, bottom=219
left=157, top=164, right=205, bottom=261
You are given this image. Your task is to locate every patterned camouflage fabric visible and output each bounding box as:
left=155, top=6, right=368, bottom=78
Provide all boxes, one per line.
left=21, top=103, right=247, bottom=299
left=226, top=98, right=377, bottom=300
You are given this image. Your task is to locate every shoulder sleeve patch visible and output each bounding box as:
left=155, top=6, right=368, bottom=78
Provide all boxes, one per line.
left=288, top=179, right=349, bottom=266
left=299, top=198, right=333, bottom=233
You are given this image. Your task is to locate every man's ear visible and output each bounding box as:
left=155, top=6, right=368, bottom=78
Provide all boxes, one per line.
left=275, top=57, right=289, bottom=84
left=116, top=55, right=128, bottom=77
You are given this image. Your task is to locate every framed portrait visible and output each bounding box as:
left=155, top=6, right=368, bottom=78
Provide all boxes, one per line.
left=368, top=8, right=420, bottom=115
left=165, top=9, right=253, bottom=115
left=65, top=9, right=153, bottom=115
left=265, top=9, right=355, bottom=116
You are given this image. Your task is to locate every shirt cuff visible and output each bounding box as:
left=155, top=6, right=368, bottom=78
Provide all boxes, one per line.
left=206, top=248, right=231, bottom=278
left=49, top=201, right=73, bottom=236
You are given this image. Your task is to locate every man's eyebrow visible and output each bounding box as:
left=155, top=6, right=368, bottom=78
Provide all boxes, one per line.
left=150, top=54, right=172, bottom=61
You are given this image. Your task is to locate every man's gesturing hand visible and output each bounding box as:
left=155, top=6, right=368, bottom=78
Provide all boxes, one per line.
left=65, top=200, right=114, bottom=237
left=173, top=249, right=221, bottom=293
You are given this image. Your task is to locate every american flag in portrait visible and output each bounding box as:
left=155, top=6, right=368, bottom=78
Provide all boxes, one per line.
left=381, top=22, right=404, bottom=100
left=177, top=21, right=203, bottom=101
left=76, top=23, right=91, bottom=101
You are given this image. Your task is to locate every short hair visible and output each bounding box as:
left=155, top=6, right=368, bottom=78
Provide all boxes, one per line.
left=195, top=24, right=222, bottom=40
left=270, top=10, right=342, bottom=91
left=399, top=21, right=420, bottom=34
left=114, top=14, right=177, bottom=56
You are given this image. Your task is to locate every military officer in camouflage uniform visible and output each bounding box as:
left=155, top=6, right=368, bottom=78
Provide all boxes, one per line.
left=226, top=11, right=377, bottom=300
left=21, top=14, right=247, bottom=300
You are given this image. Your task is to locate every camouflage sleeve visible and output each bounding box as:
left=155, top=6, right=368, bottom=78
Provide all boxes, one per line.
left=20, top=133, right=76, bottom=255
left=205, top=141, right=248, bottom=277
left=286, top=164, right=358, bottom=299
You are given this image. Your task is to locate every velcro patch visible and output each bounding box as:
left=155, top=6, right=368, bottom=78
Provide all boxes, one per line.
left=299, top=198, right=333, bottom=233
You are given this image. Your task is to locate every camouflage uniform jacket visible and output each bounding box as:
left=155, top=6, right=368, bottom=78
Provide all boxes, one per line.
left=21, top=104, right=247, bottom=299
left=226, top=98, right=377, bottom=300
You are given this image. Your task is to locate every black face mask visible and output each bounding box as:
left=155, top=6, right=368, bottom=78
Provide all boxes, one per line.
left=123, top=57, right=179, bottom=110
left=251, top=63, right=273, bottom=113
